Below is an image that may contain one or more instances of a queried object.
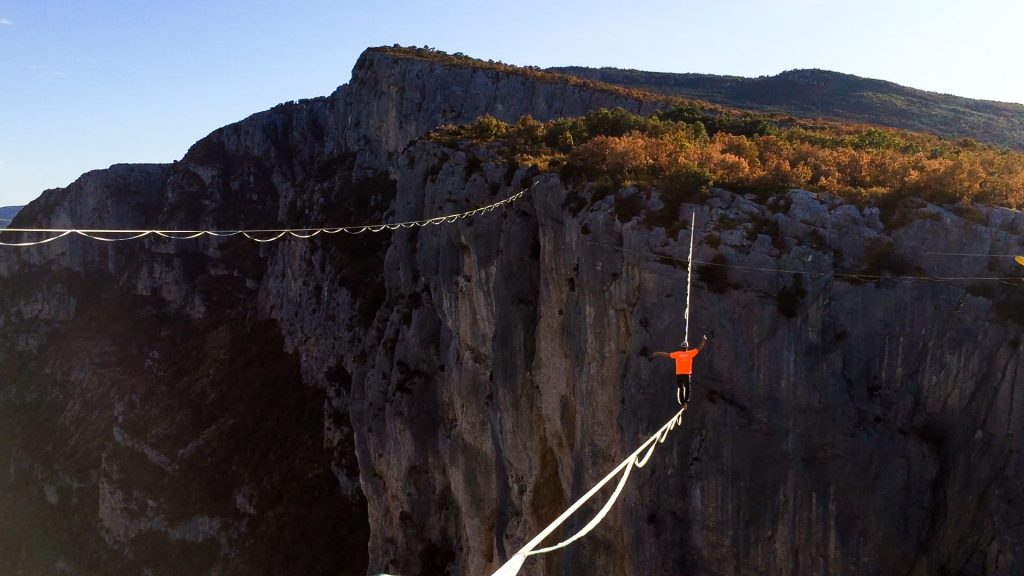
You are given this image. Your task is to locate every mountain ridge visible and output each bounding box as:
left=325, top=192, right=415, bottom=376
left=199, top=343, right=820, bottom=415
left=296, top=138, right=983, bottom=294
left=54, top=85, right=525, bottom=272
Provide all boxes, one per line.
left=0, top=205, right=21, bottom=228
left=550, top=65, right=1024, bottom=149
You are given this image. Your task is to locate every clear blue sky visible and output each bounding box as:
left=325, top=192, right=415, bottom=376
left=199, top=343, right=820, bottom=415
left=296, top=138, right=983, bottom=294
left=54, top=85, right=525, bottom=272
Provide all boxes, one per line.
left=2, top=0, right=1022, bottom=207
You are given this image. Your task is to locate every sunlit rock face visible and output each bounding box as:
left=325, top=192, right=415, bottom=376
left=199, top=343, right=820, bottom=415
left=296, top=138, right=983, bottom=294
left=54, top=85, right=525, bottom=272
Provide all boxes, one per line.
left=2, top=48, right=1023, bottom=576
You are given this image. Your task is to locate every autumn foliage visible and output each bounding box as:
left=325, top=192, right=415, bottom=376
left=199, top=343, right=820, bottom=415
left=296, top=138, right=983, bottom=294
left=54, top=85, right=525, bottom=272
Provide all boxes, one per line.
left=433, top=107, right=1024, bottom=209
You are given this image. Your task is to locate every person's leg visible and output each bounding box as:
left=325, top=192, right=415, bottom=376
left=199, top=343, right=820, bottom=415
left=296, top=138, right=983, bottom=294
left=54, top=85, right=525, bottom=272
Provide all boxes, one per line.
left=676, top=374, right=689, bottom=405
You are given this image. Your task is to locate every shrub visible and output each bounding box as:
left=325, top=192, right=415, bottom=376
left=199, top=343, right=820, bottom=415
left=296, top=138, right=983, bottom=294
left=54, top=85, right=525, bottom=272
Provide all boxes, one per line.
left=614, top=190, right=646, bottom=223
left=584, top=107, right=652, bottom=138
left=466, top=115, right=510, bottom=140
left=858, top=237, right=922, bottom=279
left=697, top=253, right=733, bottom=294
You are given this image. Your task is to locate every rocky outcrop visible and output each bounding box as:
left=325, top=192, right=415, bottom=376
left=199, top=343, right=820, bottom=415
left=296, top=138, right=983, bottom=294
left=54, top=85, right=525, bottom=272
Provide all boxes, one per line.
left=2, top=47, right=1024, bottom=576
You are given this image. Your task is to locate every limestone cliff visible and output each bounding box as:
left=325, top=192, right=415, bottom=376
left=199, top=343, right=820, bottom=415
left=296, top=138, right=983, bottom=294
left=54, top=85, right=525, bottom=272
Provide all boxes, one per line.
left=2, top=47, right=1023, bottom=576
left=351, top=146, right=1024, bottom=576
left=0, top=47, right=667, bottom=576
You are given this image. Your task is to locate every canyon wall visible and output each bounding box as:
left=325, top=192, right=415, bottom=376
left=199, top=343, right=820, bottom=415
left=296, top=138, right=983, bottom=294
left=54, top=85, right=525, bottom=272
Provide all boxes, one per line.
left=1, top=48, right=1022, bottom=576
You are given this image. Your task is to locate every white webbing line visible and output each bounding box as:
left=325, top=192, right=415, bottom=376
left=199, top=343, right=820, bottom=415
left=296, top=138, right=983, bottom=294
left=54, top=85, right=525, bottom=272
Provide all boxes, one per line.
left=683, top=212, right=696, bottom=345
left=0, top=188, right=529, bottom=247
left=0, top=229, right=75, bottom=247
left=490, top=405, right=686, bottom=576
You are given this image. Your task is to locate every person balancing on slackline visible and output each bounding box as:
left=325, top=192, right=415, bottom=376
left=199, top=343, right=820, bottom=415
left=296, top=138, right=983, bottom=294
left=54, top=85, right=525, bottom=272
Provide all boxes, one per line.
left=653, top=335, right=708, bottom=406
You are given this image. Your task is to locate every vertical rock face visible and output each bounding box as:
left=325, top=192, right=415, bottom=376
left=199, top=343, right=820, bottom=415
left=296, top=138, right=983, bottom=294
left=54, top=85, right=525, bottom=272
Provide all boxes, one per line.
left=2, top=47, right=1024, bottom=576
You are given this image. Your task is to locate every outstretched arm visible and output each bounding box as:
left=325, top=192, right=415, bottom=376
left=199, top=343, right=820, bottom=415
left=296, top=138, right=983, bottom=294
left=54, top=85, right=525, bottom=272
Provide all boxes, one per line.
left=698, top=335, right=708, bottom=352
left=651, top=351, right=670, bottom=358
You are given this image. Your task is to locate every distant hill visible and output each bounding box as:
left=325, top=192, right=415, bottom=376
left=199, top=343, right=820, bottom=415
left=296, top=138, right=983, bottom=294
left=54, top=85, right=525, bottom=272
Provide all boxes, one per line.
left=549, top=66, right=1024, bottom=150
left=0, top=205, right=21, bottom=229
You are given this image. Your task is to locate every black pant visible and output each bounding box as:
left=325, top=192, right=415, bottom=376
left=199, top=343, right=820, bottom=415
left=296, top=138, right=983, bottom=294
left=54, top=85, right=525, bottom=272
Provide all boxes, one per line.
left=676, top=374, right=691, bottom=405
